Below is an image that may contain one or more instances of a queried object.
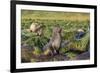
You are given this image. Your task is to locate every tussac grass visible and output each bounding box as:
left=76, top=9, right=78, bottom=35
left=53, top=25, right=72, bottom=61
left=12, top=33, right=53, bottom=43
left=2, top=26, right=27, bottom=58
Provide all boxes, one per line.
left=21, top=10, right=90, bottom=62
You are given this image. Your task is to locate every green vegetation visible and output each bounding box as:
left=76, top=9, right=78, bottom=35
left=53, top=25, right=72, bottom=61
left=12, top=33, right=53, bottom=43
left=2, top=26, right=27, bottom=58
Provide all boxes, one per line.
left=21, top=10, right=90, bottom=62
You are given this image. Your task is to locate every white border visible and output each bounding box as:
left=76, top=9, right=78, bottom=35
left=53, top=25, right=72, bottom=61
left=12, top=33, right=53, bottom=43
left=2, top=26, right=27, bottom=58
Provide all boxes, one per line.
left=16, top=4, right=94, bottom=69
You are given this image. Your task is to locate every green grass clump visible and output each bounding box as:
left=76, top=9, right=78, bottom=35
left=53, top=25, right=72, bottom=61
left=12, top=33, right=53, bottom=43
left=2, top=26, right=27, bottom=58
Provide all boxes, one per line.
left=68, top=32, right=90, bottom=51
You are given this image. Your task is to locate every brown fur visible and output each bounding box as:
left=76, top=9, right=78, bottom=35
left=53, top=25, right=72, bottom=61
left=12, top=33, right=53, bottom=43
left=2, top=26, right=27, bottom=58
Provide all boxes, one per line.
left=43, top=26, right=62, bottom=55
